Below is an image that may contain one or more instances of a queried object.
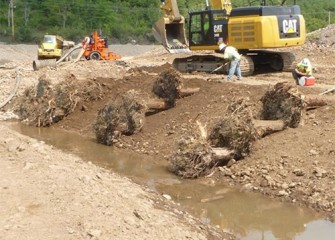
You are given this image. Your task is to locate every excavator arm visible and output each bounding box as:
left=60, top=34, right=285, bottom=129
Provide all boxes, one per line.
left=153, top=0, right=232, bottom=53
left=159, top=0, right=182, bottom=21
left=208, top=0, right=232, bottom=13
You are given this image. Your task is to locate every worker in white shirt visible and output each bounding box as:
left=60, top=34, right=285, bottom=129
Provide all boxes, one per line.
left=218, top=43, right=242, bottom=81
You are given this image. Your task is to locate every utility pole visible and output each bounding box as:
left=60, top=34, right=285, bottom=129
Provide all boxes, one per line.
left=9, top=0, right=15, bottom=41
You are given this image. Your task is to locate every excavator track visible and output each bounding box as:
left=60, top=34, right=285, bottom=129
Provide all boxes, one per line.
left=172, top=53, right=255, bottom=76
left=172, top=53, right=225, bottom=74
left=240, top=55, right=254, bottom=76
left=243, top=50, right=297, bottom=74
left=279, top=52, right=296, bottom=72
left=171, top=50, right=295, bottom=76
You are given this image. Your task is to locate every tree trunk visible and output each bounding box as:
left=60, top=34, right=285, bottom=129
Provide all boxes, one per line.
left=146, top=99, right=168, bottom=110
left=212, top=147, right=235, bottom=161
left=253, top=120, right=285, bottom=137
left=179, top=87, right=200, bottom=98
left=303, top=94, right=335, bottom=107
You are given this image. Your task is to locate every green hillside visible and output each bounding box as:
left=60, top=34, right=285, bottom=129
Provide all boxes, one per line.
left=0, top=0, right=334, bottom=43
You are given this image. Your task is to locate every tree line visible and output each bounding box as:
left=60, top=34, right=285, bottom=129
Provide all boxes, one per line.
left=0, top=0, right=334, bottom=43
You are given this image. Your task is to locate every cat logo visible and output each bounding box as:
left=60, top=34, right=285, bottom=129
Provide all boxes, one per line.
left=214, top=24, right=223, bottom=33
left=282, top=19, right=298, bottom=34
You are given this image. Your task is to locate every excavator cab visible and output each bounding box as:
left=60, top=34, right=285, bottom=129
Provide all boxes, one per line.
left=188, top=10, right=229, bottom=50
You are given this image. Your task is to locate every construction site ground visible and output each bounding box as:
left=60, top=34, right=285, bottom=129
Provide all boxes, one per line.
left=1, top=24, right=335, bottom=239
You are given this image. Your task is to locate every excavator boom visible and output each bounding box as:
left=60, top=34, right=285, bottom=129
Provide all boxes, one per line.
left=208, top=0, right=232, bottom=13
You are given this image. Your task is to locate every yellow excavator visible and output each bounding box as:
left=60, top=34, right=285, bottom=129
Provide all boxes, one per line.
left=153, top=0, right=306, bottom=75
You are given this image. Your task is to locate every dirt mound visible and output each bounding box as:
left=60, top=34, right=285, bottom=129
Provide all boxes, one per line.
left=307, top=24, right=335, bottom=47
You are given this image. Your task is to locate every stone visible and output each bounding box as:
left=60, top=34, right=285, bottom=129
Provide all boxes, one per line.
left=293, top=169, right=305, bottom=176
left=226, top=159, right=236, bottom=168
left=278, top=190, right=289, bottom=197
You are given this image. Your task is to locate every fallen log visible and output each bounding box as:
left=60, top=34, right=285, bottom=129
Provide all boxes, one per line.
left=95, top=89, right=174, bottom=146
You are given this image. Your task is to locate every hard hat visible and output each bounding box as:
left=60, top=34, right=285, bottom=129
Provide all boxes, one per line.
left=301, top=58, right=310, bottom=67
left=219, top=43, right=226, bottom=51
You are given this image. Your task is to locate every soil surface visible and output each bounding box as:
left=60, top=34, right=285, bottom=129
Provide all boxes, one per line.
left=1, top=25, right=335, bottom=239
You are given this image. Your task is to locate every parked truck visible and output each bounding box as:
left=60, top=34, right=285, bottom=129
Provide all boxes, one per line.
left=37, top=35, right=75, bottom=60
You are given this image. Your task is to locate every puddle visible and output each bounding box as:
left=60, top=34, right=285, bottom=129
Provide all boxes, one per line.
left=12, top=123, right=335, bottom=240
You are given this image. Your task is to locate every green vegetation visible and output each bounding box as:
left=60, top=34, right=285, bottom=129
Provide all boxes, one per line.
left=0, top=0, right=334, bottom=43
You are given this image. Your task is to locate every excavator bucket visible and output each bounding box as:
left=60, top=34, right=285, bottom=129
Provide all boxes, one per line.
left=153, top=17, right=190, bottom=53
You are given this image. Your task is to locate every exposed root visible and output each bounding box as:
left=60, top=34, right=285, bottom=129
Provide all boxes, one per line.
left=15, top=74, right=102, bottom=127
left=208, top=98, right=258, bottom=159
left=168, top=134, right=217, bottom=178
left=94, top=90, right=147, bottom=146
left=261, top=82, right=304, bottom=128
left=152, top=68, right=183, bottom=108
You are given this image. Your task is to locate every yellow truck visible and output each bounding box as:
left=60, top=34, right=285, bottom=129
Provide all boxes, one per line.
left=37, top=35, right=75, bottom=60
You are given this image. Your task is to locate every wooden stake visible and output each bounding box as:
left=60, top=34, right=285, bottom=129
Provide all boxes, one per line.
left=319, top=87, right=335, bottom=96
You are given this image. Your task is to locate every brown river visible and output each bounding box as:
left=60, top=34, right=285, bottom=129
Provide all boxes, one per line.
left=13, top=123, right=335, bottom=240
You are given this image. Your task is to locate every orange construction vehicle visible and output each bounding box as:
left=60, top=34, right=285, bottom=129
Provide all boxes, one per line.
left=82, top=31, right=121, bottom=60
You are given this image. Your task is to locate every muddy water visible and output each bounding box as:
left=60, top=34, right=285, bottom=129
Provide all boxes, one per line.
left=13, top=123, right=335, bottom=240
